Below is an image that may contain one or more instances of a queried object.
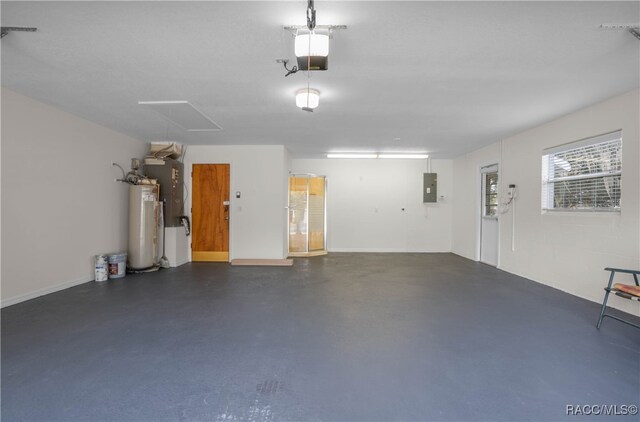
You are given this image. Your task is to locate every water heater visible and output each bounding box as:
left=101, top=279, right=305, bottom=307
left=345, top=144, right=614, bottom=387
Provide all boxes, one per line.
left=128, top=184, right=159, bottom=270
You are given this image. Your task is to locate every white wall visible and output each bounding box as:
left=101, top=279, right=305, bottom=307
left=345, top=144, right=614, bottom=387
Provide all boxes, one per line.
left=452, top=90, right=640, bottom=316
left=291, top=158, right=453, bottom=252
left=184, top=145, right=288, bottom=261
left=1, top=88, right=147, bottom=306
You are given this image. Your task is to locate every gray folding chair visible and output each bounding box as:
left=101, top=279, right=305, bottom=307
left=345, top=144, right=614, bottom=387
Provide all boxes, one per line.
left=596, top=267, right=640, bottom=329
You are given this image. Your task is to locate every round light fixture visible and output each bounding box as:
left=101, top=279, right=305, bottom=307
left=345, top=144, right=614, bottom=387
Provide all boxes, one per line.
left=295, top=88, right=320, bottom=109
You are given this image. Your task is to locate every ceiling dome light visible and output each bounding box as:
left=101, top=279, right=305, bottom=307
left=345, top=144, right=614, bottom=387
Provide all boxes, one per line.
left=296, top=88, right=320, bottom=109
left=295, top=32, right=329, bottom=70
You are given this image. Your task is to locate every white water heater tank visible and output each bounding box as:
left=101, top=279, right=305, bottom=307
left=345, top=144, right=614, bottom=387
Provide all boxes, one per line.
left=128, top=184, right=159, bottom=270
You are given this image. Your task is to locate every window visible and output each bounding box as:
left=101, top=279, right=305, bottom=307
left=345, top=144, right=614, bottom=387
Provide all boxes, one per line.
left=482, top=165, right=499, bottom=217
left=542, top=131, right=622, bottom=211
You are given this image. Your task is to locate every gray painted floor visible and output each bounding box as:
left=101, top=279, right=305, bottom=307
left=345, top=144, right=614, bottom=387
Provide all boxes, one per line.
left=2, top=253, right=639, bottom=422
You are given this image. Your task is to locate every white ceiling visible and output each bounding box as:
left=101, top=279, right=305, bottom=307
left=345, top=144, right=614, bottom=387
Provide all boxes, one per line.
left=2, top=1, right=638, bottom=158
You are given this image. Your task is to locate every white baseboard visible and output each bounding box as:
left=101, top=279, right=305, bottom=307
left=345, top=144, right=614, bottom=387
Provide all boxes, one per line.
left=1, top=274, right=93, bottom=308
left=496, top=265, right=640, bottom=317
left=170, top=258, right=189, bottom=268
left=328, top=248, right=449, bottom=253
left=449, top=253, right=639, bottom=317
left=328, top=248, right=406, bottom=253
left=231, top=259, right=293, bottom=266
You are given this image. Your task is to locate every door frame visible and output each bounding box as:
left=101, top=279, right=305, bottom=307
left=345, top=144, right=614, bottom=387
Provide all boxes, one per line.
left=189, top=162, right=233, bottom=262
left=477, top=162, right=500, bottom=267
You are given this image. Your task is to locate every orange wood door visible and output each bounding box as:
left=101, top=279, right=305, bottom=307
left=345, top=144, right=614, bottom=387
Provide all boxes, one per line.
left=192, top=164, right=230, bottom=262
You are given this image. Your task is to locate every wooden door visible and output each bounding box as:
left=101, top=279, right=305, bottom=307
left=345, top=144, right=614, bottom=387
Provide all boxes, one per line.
left=192, top=164, right=230, bottom=262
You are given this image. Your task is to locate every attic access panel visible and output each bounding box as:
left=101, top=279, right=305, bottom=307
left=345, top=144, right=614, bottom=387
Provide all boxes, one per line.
left=138, top=101, right=222, bottom=131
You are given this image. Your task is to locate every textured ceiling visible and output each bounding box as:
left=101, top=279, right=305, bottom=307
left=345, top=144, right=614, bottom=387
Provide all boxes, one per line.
left=2, top=1, right=639, bottom=158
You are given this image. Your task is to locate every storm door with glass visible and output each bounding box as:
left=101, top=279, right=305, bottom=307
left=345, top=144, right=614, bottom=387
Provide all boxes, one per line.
left=288, top=174, right=327, bottom=257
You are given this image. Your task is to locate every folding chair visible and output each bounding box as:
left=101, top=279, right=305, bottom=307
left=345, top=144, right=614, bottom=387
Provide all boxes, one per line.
left=596, top=267, right=640, bottom=329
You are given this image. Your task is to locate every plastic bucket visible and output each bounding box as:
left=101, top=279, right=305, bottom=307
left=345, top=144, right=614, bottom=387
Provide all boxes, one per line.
left=95, top=254, right=109, bottom=282
left=108, top=253, right=127, bottom=279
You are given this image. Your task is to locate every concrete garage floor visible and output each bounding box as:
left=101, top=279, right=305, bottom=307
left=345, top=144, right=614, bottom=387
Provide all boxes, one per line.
left=2, top=253, right=639, bottom=421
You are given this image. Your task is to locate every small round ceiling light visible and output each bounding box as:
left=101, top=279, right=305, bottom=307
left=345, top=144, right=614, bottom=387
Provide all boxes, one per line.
left=295, top=88, right=320, bottom=110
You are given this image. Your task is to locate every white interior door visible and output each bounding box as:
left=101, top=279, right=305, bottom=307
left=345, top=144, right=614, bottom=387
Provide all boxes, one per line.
left=480, top=165, right=499, bottom=266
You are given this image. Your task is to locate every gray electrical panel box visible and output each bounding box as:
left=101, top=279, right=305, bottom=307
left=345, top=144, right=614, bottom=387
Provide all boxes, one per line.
left=144, top=159, right=184, bottom=227
left=423, top=173, right=438, bottom=203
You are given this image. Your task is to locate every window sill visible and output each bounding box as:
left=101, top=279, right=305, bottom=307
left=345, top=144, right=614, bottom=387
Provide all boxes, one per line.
left=542, top=209, right=621, bottom=216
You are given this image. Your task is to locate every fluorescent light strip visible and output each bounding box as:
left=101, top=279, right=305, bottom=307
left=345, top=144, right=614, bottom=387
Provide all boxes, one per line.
left=326, top=153, right=429, bottom=159
left=378, top=154, right=429, bottom=159
left=327, top=153, right=378, bottom=159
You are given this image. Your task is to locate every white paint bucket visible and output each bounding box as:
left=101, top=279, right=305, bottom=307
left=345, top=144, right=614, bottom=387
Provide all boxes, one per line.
left=107, top=253, right=127, bottom=279
left=95, top=255, right=109, bottom=282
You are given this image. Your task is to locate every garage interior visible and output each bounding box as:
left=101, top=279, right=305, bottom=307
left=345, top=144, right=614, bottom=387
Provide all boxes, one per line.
left=1, top=1, right=639, bottom=421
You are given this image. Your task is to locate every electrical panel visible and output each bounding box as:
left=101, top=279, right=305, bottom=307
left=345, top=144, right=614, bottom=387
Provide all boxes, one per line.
left=423, top=173, right=438, bottom=203
left=144, top=159, right=184, bottom=227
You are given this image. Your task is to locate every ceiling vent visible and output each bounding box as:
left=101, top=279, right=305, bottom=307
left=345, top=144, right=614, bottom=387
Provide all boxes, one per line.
left=138, top=101, right=222, bottom=132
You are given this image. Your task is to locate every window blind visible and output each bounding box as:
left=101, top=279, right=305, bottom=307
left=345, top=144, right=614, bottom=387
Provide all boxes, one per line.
left=542, top=130, right=622, bottom=211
